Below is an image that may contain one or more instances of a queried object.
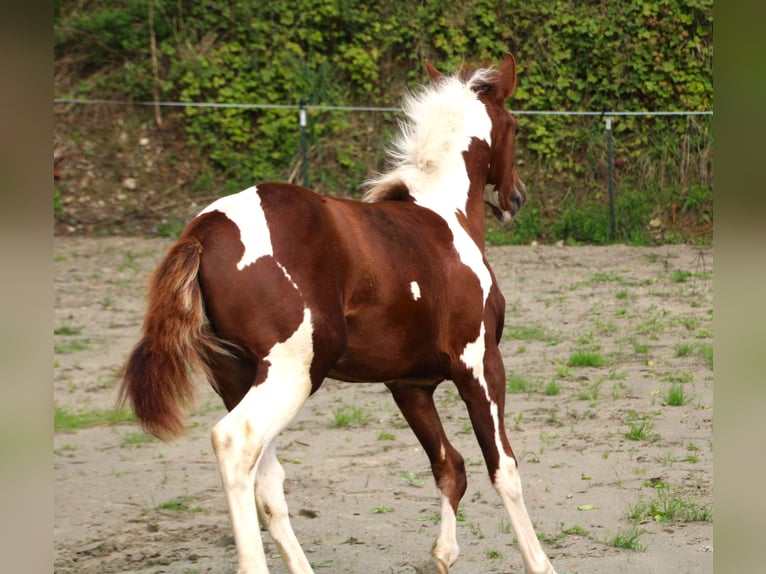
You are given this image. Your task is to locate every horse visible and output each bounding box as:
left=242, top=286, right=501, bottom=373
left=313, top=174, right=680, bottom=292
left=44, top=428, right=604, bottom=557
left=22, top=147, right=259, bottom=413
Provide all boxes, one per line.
left=118, top=52, right=557, bottom=574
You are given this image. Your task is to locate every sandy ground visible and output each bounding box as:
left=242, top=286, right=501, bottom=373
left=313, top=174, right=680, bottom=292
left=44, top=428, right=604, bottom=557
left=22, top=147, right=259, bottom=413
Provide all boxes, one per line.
left=54, top=237, right=713, bottom=573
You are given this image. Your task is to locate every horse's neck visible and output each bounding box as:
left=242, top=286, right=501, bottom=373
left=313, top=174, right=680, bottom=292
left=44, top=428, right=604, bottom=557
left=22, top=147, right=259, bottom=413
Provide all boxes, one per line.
left=464, top=181, right=489, bottom=249
left=412, top=165, right=488, bottom=251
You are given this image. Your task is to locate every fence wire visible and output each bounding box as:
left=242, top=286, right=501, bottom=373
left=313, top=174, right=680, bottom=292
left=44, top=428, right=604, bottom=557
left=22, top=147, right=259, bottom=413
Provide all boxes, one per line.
left=54, top=97, right=712, bottom=116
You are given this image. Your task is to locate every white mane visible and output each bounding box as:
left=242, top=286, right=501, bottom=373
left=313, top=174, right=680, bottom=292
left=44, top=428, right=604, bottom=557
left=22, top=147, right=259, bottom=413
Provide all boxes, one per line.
left=363, top=69, right=496, bottom=206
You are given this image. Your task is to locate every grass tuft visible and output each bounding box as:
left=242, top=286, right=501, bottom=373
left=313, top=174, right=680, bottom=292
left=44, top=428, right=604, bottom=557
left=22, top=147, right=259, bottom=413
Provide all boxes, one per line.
left=331, top=405, right=372, bottom=428
left=506, top=374, right=534, bottom=394
left=663, top=383, right=688, bottom=406
left=627, top=485, right=712, bottom=523
left=568, top=351, right=607, bottom=367
left=604, top=525, right=646, bottom=551
left=54, top=406, right=136, bottom=432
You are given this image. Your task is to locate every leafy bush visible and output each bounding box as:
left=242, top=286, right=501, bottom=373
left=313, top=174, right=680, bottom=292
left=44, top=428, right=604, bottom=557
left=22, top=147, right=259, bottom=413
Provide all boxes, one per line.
left=54, top=0, right=713, bottom=242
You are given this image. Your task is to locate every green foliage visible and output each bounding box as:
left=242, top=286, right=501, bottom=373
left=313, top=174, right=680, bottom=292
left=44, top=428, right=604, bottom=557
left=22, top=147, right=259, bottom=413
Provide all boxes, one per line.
left=54, top=406, right=136, bottom=432
left=55, top=0, right=712, bottom=242
left=568, top=351, right=607, bottom=368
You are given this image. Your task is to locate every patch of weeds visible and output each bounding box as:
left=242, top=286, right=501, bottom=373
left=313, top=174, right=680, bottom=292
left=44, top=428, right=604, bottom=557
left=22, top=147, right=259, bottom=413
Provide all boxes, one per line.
left=674, top=343, right=695, bottom=357
left=418, top=507, right=466, bottom=523
left=575, top=330, right=600, bottom=349
left=401, top=471, right=426, bottom=487
left=611, top=380, right=630, bottom=400
left=505, top=324, right=559, bottom=345
left=624, top=413, right=660, bottom=442
left=575, top=379, right=603, bottom=406
left=695, top=327, right=713, bottom=339
left=663, top=383, right=688, bottom=406
left=628, top=484, right=712, bottom=523
left=117, top=250, right=153, bottom=273
left=632, top=341, right=649, bottom=354
left=604, top=525, right=646, bottom=551
left=506, top=374, right=535, bottom=394
left=54, top=339, right=91, bottom=354
left=540, top=523, right=591, bottom=548
left=543, top=379, right=561, bottom=396
left=676, top=316, right=700, bottom=331
left=540, top=432, right=558, bottom=447
left=485, top=549, right=503, bottom=559
left=563, top=524, right=590, bottom=537
left=54, top=406, right=136, bottom=432
left=616, top=288, right=629, bottom=300
left=54, top=324, right=83, bottom=336
left=54, top=442, right=77, bottom=455
left=698, top=343, right=713, bottom=368
left=377, top=431, right=395, bottom=441
left=331, top=405, right=372, bottom=428
left=555, top=363, right=574, bottom=379
left=155, top=218, right=186, bottom=239
left=568, top=351, right=607, bottom=368
left=506, top=324, right=545, bottom=340
left=101, top=297, right=115, bottom=309
left=121, top=431, right=155, bottom=448
left=94, top=372, right=120, bottom=390
left=570, top=272, right=626, bottom=290
left=156, top=496, right=203, bottom=513
left=310, top=560, right=334, bottom=569
left=661, top=371, right=693, bottom=384
left=371, top=506, right=394, bottom=514
left=635, top=314, right=666, bottom=338
left=593, top=317, right=618, bottom=336
left=670, top=269, right=692, bottom=283
left=625, top=421, right=655, bottom=442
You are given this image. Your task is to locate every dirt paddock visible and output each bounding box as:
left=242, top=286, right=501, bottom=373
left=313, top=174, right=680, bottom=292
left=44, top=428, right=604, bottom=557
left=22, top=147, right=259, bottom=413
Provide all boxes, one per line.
left=54, top=237, right=713, bottom=573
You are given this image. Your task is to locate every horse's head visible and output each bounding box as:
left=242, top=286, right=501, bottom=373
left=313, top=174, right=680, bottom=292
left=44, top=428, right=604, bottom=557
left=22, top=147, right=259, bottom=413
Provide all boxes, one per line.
left=426, top=53, right=526, bottom=223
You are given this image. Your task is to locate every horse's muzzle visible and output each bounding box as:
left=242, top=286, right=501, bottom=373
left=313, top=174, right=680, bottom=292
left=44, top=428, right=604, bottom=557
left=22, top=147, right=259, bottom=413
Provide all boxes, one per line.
left=512, top=178, right=527, bottom=213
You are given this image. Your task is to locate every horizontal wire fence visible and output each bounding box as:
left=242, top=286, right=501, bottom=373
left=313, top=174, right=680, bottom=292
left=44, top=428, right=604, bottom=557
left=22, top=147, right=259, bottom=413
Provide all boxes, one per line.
left=54, top=98, right=713, bottom=240
left=54, top=97, right=713, bottom=116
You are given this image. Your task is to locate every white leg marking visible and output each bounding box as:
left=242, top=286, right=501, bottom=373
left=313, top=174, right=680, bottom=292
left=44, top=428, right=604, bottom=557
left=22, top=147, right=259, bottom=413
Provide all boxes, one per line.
left=495, top=456, right=557, bottom=574
left=255, top=439, right=313, bottom=574
left=459, top=324, right=506, bottom=456
left=410, top=280, right=421, bottom=301
left=199, top=186, right=272, bottom=271
left=432, top=492, right=460, bottom=567
left=211, top=308, right=314, bottom=574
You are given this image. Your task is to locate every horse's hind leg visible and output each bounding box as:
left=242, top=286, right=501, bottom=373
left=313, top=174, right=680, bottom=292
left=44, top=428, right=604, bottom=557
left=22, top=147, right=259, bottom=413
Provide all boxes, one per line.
left=255, top=438, right=313, bottom=574
left=211, top=309, right=315, bottom=574
left=387, top=381, right=467, bottom=572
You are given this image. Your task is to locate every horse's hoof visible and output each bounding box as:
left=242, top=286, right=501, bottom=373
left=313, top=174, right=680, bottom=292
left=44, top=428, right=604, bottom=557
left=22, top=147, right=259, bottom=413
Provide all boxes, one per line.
left=411, top=557, right=449, bottom=574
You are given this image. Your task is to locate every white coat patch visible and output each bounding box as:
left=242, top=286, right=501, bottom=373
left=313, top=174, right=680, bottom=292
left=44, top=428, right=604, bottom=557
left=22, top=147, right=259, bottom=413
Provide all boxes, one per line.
left=199, top=186, right=271, bottom=270
left=410, top=281, right=421, bottom=301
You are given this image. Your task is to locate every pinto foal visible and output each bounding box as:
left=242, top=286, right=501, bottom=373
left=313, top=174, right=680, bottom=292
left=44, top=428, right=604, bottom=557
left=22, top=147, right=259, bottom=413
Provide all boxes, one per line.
left=119, top=53, right=557, bottom=574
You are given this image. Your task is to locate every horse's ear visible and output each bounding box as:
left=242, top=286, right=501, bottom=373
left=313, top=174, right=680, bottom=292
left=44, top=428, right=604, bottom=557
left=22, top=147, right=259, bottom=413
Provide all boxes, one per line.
left=496, top=52, right=517, bottom=99
left=424, top=59, right=444, bottom=83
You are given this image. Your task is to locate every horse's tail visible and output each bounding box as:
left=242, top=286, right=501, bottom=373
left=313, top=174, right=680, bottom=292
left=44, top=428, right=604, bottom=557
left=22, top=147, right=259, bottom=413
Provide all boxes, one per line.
left=117, top=235, right=229, bottom=440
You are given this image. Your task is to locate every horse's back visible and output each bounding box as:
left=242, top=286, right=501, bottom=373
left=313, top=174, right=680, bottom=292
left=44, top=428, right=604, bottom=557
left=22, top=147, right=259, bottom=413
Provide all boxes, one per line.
left=182, top=183, right=496, bottom=384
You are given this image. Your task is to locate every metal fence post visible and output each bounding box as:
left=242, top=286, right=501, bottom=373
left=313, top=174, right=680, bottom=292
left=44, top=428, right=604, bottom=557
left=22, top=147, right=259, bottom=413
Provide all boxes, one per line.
left=604, top=105, right=616, bottom=241
left=300, top=98, right=308, bottom=188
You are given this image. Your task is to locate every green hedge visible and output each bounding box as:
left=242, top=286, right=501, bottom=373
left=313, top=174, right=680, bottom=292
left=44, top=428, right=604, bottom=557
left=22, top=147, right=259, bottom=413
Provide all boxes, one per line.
left=54, top=0, right=713, bottom=244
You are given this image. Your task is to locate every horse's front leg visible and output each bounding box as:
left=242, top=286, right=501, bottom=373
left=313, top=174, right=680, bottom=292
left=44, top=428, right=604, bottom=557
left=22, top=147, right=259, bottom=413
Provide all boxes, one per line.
left=454, top=340, right=557, bottom=574
left=386, top=380, right=466, bottom=573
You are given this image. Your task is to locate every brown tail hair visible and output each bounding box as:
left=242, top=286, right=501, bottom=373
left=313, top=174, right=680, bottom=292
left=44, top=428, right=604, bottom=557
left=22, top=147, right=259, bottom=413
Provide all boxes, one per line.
left=117, top=236, right=230, bottom=440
